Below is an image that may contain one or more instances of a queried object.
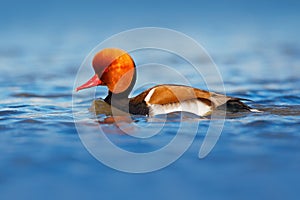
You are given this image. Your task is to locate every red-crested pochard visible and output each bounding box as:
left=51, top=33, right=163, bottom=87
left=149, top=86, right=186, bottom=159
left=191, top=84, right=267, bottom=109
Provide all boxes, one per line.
left=76, top=48, right=253, bottom=116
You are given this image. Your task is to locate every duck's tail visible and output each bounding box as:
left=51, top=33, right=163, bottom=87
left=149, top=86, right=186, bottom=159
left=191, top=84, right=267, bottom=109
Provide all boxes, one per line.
left=218, top=98, right=262, bottom=113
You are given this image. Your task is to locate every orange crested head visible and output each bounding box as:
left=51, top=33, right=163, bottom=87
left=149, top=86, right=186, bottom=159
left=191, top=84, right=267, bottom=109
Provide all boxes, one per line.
left=76, top=48, right=136, bottom=94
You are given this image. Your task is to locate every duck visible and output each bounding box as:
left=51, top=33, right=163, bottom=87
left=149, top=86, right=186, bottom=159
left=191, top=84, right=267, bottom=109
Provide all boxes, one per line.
left=76, top=48, right=254, bottom=117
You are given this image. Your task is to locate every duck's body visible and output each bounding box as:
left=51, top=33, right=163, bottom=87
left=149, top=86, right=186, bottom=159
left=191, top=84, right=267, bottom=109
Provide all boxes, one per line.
left=77, top=48, right=252, bottom=117
left=103, top=84, right=251, bottom=116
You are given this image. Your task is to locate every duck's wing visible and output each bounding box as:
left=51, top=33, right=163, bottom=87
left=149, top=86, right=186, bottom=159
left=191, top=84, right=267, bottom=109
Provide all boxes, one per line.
left=142, top=84, right=211, bottom=104
left=132, top=85, right=212, bottom=116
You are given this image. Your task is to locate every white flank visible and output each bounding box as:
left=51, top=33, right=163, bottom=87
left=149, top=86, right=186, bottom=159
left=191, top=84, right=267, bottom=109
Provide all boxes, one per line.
left=250, top=108, right=263, bottom=113
left=144, top=88, right=156, bottom=103
left=148, top=99, right=211, bottom=117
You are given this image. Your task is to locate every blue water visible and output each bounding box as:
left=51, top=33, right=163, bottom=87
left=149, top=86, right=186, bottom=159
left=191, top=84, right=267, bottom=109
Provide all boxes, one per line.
left=1, top=1, right=300, bottom=200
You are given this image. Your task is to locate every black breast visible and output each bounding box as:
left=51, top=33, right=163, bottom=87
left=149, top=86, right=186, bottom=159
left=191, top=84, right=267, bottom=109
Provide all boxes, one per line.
left=104, top=91, right=149, bottom=115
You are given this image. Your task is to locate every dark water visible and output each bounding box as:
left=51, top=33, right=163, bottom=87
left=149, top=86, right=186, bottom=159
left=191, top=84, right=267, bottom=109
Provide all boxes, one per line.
left=1, top=1, right=300, bottom=200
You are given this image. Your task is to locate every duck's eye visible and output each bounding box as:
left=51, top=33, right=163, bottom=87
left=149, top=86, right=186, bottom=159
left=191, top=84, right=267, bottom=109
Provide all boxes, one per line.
left=103, top=67, right=110, bottom=73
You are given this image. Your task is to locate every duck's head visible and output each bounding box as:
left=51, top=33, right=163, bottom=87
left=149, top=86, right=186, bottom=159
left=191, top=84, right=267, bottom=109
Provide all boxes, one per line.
left=76, top=48, right=136, bottom=94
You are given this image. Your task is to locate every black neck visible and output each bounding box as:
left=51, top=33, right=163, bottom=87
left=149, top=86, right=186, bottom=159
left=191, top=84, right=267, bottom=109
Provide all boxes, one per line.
left=104, top=91, right=128, bottom=104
